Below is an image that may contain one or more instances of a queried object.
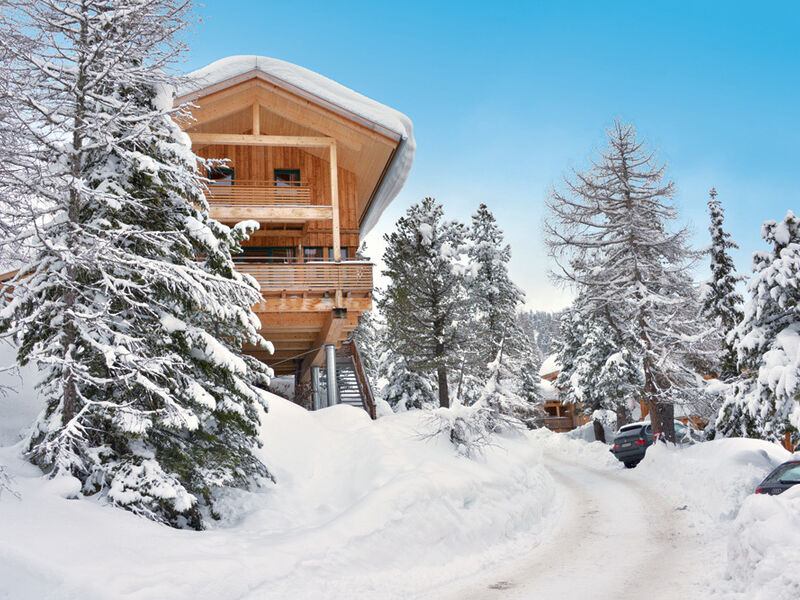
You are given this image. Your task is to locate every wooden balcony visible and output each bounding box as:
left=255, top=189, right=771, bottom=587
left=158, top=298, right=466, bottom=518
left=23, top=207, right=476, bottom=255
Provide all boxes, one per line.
left=536, top=416, right=575, bottom=432
left=207, top=180, right=333, bottom=224
left=206, top=180, right=313, bottom=206
left=235, top=259, right=373, bottom=294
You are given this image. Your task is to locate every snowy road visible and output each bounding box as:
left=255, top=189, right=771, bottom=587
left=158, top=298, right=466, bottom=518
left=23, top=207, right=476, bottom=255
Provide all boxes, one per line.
left=448, top=455, right=710, bottom=600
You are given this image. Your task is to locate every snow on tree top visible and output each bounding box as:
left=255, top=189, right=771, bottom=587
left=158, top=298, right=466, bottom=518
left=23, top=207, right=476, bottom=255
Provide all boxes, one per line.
left=178, top=56, right=415, bottom=236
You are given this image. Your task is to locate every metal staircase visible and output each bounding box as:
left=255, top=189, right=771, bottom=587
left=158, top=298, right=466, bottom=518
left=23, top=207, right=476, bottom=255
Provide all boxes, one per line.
left=318, top=340, right=377, bottom=419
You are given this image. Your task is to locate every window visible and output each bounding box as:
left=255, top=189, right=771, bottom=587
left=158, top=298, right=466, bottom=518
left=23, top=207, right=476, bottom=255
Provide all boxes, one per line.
left=327, top=247, right=349, bottom=259
left=234, top=247, right=296, bottom=263
left=208, top=166, right=234, bottom=185
left=267, top=247, right=296, bottom=262
left=303, top=247, right=324, bottom=261
left=274, top=169, right=300, bottom=186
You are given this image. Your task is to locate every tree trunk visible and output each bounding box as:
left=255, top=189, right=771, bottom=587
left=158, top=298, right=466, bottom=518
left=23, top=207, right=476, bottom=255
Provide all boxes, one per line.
left=593, top=419, right=606, bottom=443
left=660, top=401, right=676, bottom=443
left=437, top=365, right=450, bottom=408
left=616, top=403, right=629, bottom=429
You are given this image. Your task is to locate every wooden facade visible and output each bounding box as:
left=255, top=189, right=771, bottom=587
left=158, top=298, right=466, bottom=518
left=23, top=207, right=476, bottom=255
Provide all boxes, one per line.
left=176, top=66, right=406, bottom=378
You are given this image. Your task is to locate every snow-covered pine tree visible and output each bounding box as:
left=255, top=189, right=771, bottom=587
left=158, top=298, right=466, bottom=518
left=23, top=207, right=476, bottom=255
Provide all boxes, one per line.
left=379, top=349, right=438, bottom=411
left=518, top=310, right=561, bottom=360
left=0, top=0, right=273, bottom=528
left=461, top=203, right=540, bottom=405
left=716, top=211, right=800, bottom=445
left=378, top=197, right=469, bottom=408
left=700, top=188, right=745, bottom=380
left=555, top=301, right=641, bottom=424
left=479, top=335, right=541, bottom=430
left=545, top=121, right=704, bottom=442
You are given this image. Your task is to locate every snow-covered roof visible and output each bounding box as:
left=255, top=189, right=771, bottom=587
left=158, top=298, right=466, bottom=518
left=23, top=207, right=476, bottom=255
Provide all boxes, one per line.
left=537, top=379, right=560, bottom=402
left=539, top=354, right=561, bottom=377
left=178, top=56, right=415, bottom=236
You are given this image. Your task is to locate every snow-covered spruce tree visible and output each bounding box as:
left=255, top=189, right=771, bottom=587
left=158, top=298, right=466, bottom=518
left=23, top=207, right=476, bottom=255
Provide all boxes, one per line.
left=479, top=336, right=541, bottom=429
left=379, top=349, right=438, bottom=411
left=0, top=0, right=273, bottom=528
left=378, top=198, right=470, bottom=408
left=545, top=121, right=704, bottom=442
left=716, top=211, right=800, bottom=444
left=555, top=301, right=641, bottom=424
left=518, top=310, right=561, bottom=360
left=460, top=203, right=541, bottom=409
left=700, top=188, right=744, bottom=380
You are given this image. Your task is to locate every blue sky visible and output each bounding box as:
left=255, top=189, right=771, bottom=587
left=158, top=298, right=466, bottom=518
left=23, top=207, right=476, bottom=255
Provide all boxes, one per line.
left=183, top=1, right=800, bottom=311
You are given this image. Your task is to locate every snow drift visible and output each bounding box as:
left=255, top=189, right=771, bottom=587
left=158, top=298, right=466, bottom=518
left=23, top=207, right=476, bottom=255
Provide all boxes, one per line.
left=0, top=391, right=556, bottom=600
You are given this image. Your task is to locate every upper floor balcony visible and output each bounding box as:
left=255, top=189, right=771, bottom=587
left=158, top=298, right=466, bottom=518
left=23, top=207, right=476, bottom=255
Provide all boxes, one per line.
left=206, top=179, right=334, bottom=224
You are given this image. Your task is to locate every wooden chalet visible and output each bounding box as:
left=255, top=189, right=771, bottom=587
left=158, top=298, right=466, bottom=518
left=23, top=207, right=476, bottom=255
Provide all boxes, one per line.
left=176, top=56, right=415, bottom=416
left=538, top=359, right=589, bottom=433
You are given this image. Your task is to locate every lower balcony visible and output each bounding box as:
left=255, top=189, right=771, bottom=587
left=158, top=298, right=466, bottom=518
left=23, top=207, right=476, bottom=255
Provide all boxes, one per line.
left=234, top=259, right=373, bottom=314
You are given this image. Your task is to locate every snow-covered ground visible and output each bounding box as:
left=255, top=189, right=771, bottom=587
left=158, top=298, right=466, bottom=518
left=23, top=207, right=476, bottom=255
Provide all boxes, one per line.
left=0, top=391, right=558, bottom=599
left=1, top=373, right=798, bottom=599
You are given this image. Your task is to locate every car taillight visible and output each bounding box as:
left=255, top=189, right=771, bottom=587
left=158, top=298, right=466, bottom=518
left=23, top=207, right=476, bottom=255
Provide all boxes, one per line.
left=613, top=444, right=620, bottom=450
left=755, top=488, right=764, bottom=494
left=634, top=439, right=647, bottom=446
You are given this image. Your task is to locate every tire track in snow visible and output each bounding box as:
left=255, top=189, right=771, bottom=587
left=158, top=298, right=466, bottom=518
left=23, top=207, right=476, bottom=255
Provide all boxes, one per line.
left=449, top=455, right=708, bottom=600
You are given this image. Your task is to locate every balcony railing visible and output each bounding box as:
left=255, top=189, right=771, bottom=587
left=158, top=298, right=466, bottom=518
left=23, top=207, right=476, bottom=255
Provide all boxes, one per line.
left=236, top=260, right=373, bottom=293
left=206, top=180, right=313, bottom=206
left=536, top=416, right=574, bottom=431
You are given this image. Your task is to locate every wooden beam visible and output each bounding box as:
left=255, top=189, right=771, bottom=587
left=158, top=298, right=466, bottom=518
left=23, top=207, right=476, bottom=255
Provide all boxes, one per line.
left=330, top=140, right=341, bottom=263
left=252, top=102, right=260, bottom=136
left=210, top=205, right=333, bottom=223
left=188, top=133, right=334, bottom=148
left=301, top=308, right=349, bottom=372
left=253, top=296, right=370, bottom=313
left=185, top=96, right=258, bottom=131
left=253, top=91, right=363, bottom=152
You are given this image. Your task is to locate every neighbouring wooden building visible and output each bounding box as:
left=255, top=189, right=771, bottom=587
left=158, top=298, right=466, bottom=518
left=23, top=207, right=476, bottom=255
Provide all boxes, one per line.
left=176, top=56, right=415, bottom=417
left=538, top=356, right=589, bottom=432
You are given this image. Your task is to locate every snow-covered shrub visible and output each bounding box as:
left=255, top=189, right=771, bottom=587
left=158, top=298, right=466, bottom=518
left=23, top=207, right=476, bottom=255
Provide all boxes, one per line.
left=424, top=402, right=498, bottom=457
left=0, top=464, right=20, bottom=500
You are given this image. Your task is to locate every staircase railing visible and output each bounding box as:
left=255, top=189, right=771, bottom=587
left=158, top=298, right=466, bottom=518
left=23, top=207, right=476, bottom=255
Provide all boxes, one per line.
left=342, top=340, right=377, bottom=420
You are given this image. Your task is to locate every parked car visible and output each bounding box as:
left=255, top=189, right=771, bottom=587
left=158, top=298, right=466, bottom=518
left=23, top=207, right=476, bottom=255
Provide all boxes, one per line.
left=755, top=460, right=800, bottom=496
left=610, top=420, right=697, bottom=468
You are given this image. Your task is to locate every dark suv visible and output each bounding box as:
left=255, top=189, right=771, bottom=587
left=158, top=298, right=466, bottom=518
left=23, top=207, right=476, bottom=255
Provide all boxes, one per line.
left=610, top=421, right=697, bottom=468
left=611, top=422, right=654, bottom=468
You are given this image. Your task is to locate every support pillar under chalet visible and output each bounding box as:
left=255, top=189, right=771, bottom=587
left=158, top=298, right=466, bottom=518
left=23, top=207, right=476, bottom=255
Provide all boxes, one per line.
left=325, top=343, right=338, bottom=407
left=311, top=366, right=321, bottom=411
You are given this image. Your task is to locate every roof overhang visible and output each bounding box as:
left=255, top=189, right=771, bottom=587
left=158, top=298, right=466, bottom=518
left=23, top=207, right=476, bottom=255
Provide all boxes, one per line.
left=176, top=56, right=415, bottom=236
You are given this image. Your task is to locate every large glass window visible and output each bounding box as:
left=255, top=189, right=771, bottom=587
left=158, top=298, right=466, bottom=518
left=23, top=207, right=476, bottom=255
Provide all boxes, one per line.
left=274, top=169, right=300, bottom=186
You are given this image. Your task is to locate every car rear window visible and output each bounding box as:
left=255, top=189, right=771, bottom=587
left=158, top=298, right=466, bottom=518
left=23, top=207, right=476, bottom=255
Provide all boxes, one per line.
left=618, top=424, right=643, bottom=433
left=766, top=463, right=800, bottom=484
